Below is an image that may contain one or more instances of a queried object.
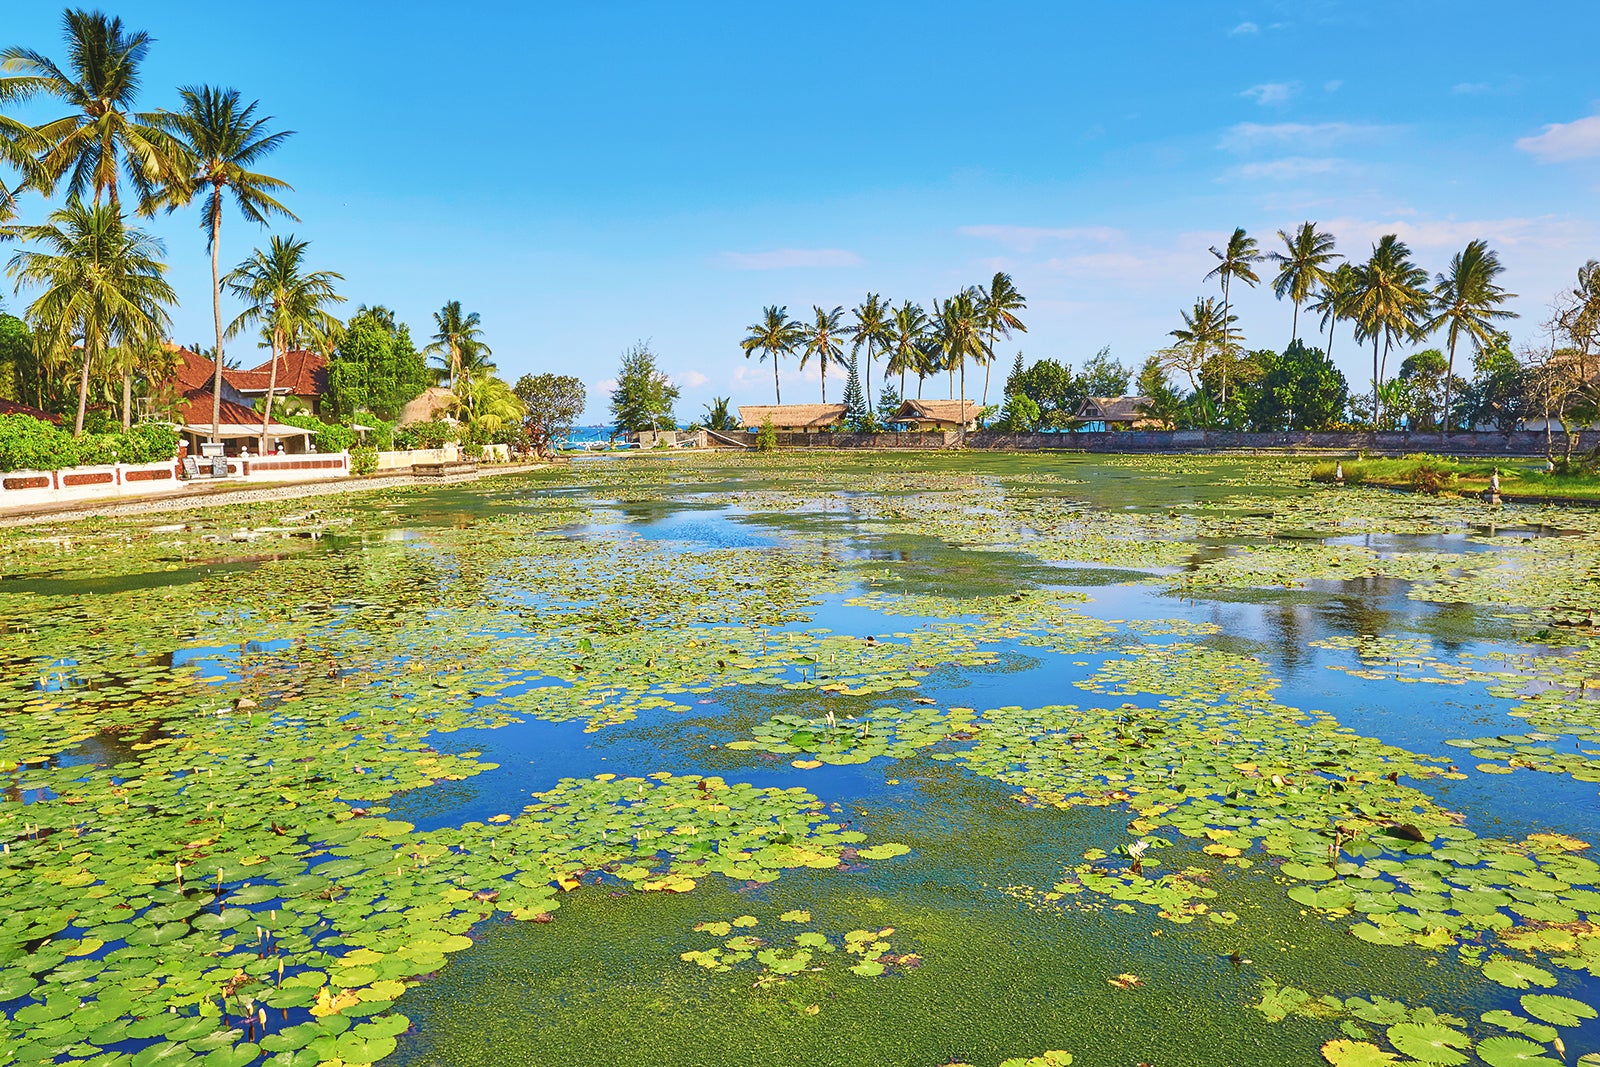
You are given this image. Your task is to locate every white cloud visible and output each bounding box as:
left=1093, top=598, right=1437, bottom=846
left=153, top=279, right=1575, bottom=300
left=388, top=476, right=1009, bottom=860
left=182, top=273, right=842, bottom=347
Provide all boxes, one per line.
left=1516, top=114, right=1600, bottom=163
left=595, top=378, right=618, bottom=395
left=672, top=370, right=709, bottom=388
left=958, top=224, right=1123, bottom=252
left=1453, top=82, right=1492, bottom=95
left=1241, top=82, right=1299, bottom=106
left=1322, top=214, right=1580, bottom=255
left=1323, top=80, right=1342, bottom=93
left=1231, top=156, right=1342, bottom=180
left=1229, top=21, right=1258, bottom=34
left=721, top=248, right=862, bottom=270
left=1219, top=121, right=1394, bottom=152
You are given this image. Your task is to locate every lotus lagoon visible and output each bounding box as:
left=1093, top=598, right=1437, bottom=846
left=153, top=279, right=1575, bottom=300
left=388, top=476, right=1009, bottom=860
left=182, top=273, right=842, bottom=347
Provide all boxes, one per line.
left=5, top=452, right=1600, bottom=1067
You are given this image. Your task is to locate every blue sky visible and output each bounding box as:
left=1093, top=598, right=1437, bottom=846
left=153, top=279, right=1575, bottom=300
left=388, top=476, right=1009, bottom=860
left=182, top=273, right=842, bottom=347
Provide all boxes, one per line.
left=5, top=1, right=1600, bottom=420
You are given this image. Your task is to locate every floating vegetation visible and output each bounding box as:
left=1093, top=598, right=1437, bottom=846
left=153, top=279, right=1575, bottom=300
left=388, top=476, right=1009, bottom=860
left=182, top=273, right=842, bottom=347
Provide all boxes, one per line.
left=6, top=453, right=1600, bottom=1066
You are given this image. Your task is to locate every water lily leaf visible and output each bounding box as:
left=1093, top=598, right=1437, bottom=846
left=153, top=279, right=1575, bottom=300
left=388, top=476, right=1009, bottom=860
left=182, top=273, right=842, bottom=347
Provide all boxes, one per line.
left=1385, top=1022, right=1470, bottom=1065
left=1520, top=994, right=1600, bottom=1026
left=1474, top=1036, right=1560, bottom=1066
left=1483, top=959, right=1559, bottom=989
left=1320, top=1039, right=1398, bottom=1067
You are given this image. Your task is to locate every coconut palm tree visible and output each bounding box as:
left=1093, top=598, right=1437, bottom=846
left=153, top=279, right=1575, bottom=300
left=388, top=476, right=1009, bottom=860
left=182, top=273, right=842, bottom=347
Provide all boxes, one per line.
left=1349, top=235, right=1432, bottom=426
left=740, top=304, right=803, bottom=405
left=1306, top=263, right=1358, bottom=363
left=799, top=304, right=846, bottom=404
left=845, top=293, right=893, bottom=415
left=154, top=85, right=296, bottom=443
left=977, top=272, right=1027, bottom=406
left=1167, top=296, right=1238, bottom=391
left=224, top=235, right=344, bottom=448
left=930, top=289, right=986, bottom=445
left=0, top=10, right=182, bottom=209
left=1269, top=223, right=1339, bottom=346
left=423, top=301, right=491, bottom=397
left=1427, top=240, right=1517, bottom=438
left=884, top=300, right=928, bottom=399
left=1203, top=227, right=1261, bottom=407
left=6, top=198, right=174, bottom=434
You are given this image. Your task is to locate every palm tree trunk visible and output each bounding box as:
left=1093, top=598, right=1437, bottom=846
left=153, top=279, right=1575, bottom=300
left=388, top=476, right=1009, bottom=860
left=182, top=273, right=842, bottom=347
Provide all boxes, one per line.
left=863, top=342, right=873, bottom=417
left=1372, top=336, right=1382, bottom=428
left=1220, top=279, right=1230, bottom=409
left=982, top=329, right=995, bottom=406
left=958, top=355, right=967, bottom=447
left=73, top=336, right=92, bottom=437
left=261, top=324, right=283, bottom=452
left=1443, top=335, right=1456, bottom=442
left=210, top=202, right=224, bottom=445
left=1291, top=300, right=1299, bottom=347
left=821, top=360, right=827, bottom=404
left=121, top=369, right=132, bottom=431
left=773, top=353, right=781, bottom=404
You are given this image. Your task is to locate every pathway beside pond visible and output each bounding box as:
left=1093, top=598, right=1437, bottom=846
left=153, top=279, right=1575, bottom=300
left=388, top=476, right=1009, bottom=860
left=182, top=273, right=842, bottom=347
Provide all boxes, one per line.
left=0, top=462, right=551, bottom=528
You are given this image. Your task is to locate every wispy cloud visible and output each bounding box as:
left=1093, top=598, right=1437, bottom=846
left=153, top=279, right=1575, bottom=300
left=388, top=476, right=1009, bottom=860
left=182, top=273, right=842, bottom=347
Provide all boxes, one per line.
left=672, top=370, right=709, bottom=388
left=1231, top=156, right=1342, bottom=180
left=1219, top=121, right=1395, bottom=152
left=721, top=248, right=862, bottom=270
left=595, top=378, right=618, bottom=395
left=1452, top=82, right=1492, bottom=95
left=1324, top=214, right=1581, bottom=254
left=958, top=224, right=1122, bottom=252
left=1228, top=21, right=1258, bottom=35
left=1323, top=79, right=1343, bottom=93
left=1241, top=82, right=1299, bottom=106
left=1516, top=114, right=1600, bottom=163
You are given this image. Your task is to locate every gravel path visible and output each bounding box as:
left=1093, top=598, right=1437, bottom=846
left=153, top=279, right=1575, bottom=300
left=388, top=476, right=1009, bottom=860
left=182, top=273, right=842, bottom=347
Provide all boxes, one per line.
left=0, top=465, right=550, bottom=528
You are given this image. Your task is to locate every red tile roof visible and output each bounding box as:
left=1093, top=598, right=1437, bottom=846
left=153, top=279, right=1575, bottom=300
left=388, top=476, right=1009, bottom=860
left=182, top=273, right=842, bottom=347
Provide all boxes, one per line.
left=173, top=391, right=264, bottom=429
left=0, top=398, right=62, bottom=424
left=230, top=350, right=328, bottom=397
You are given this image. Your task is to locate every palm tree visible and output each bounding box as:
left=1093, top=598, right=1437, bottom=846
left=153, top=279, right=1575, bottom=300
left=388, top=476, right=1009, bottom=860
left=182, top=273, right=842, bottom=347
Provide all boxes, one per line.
left=930, top=289, right=986, bottom=445
left=845, top=293, right=893, bottom=416
left=977, top=272, right=1027, bottom=406
left=740, top=304, right=803, bottom=404
left=224, top=235, right=344, bottom=448
left=799, top=304, right=846, bottom=403
left=155, top=85, right=295, bottom=443
left=1427, top=240, right=1517, bottom=438
left=6, top=198, right=174, bottom=434
left=884, top=300, right=928, bottom=399
left=423, top=301, right=491, bottom=396
left=1203, top=227, right=1261, bottom=407
left=1269, top=223, right=1339, bottom=346
left=1349, top=235, right=1432, bottom=426
left=0, top=11, right=182, bottom=209
left=1167, top=296, right=1238, bottom=391
left=700, top=396, right=736, bottom=432
left=1306, top=263, right=1358, bottom=363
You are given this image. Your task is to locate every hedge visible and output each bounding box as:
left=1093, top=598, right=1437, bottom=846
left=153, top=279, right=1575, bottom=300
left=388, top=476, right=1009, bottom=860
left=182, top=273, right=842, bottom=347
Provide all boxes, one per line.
left=0, top=414, right=179, bottom=472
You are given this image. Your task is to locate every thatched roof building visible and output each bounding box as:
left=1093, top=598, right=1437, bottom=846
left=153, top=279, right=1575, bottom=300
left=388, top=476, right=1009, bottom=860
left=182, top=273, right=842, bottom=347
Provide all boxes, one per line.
left=737, top=404, right=846, bottom=433
left=1075, top=396, right=1158, bottom=429
left=893, top=398, right=978, bottom=431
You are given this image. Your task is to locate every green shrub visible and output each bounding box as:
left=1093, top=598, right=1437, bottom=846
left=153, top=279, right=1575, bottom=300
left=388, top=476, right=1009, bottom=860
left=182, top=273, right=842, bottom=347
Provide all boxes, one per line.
left=756, top=417, right=777, bottom=453
left=1409, top=464, right=1451, bottom=496
left=394, top=419, right=456, bottom=450
left=0, top=414, right=73, bottom=471
left=349, top=445, right=378, bottom=475
left=114, top=422, right=179, bottom=464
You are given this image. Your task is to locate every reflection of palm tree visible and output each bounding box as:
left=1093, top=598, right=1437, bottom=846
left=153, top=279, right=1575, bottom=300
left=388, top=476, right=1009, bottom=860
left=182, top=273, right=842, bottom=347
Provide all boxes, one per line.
left=1428, top=239, right=1516, bottom=437
left=977, top=272, right=1026, bottom=405
left=225, top=235, right=344, bottom=447
left=884, top=300, right=928, bottom=399
left=155, top=85, right=296, bottom=442
left=1204, top=227, right=1260, bottom=407
left=1269, top=223, right=1339, bottom=346
left=1349, top=235, right=1431, bottom=425
left=740, top=305, right=802, bottom=404
left=7, top=199, right=175, bottom=434
left=799, top=305, right=846, bottom=403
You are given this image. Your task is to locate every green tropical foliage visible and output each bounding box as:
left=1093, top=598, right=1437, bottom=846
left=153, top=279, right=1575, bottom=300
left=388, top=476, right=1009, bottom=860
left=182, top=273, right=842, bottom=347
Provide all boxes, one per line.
left=1269, top=222, right=1340, bottom=346
left=515, top=372, right=587, bottom=453
left=1349, top=234, right=1432, bottom=424
left=326, top=304, right=429, bottom=421
left=424, top=300, right=491, bottom=394
left=845, top=292, right=892, bottom=414
left=1203, top=227, right=1261, bottom=406
left=1429, top=239, right=1517, bottom=436
left=977, top=272, right=1026, bottom=405
left=610, top=340, right=678, bottom=434
left=5, top=197, right=174, bottom=434
left=699, top=394, right=736, bottom=432
left=224, top=234, right=343, bottom=444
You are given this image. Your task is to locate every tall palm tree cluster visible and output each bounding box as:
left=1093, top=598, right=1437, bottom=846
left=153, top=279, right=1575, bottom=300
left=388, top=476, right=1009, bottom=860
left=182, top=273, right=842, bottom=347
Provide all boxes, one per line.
left=740, top=273, right=1028, bottom=441
left=1, top=9, right=513, bottom=445
left=1171, top=223, right=1519, bottom=432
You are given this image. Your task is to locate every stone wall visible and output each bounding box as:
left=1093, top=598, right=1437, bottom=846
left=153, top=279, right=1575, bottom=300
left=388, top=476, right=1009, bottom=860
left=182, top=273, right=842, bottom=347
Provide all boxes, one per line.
left=764, top=429, right=1571, bottom=457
